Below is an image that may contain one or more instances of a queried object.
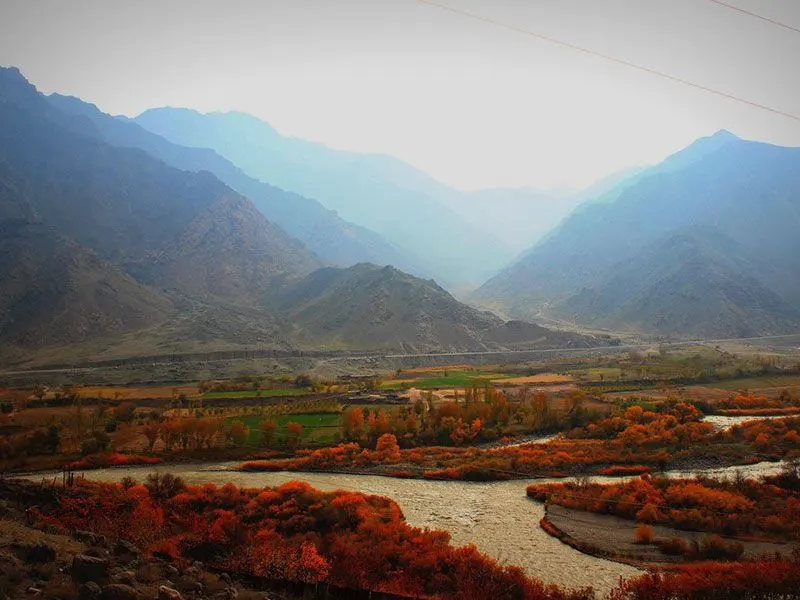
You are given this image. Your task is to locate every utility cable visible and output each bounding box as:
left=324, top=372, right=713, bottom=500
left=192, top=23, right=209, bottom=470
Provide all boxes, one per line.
left=703, top=0, right=800, bottom=34
left=413, top=0, right=800, bottom=122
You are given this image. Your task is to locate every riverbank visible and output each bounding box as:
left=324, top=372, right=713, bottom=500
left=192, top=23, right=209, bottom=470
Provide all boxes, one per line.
left=539, top=504, right=793, bottom=568
left=16, top=465, right=643, bottom=597
left=16, top=456, right=796, bottom=596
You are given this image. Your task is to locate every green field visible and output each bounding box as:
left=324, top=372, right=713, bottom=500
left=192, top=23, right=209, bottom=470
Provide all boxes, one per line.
left=380, top=370, right=516, bottom=390
left=204, top=388, right=312, bottom=399
left=344, top=403, right=405, bottom=412
left=226, top=412, right=342, bottom=444
left=703, top=375, right=800, bottom=391
left=567, top=367, right=624, bottom=381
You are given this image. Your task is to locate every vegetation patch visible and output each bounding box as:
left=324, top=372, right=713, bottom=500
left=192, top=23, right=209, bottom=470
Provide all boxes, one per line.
left=380, top=370, right=516, bottom=390
left=528, top=463, right=800, bottom=542
left=225, top=412, right=341, bottom=444
left=24, top=475, right=594, bottom=600
left=67, top=452, right=162, bottom=470
left=203, top=388, right=312, bottom=399
left=706, top=375, right=800, bottom=391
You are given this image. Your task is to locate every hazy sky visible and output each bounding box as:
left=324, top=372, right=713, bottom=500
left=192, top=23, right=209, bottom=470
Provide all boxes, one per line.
left=1, top=0, right=799, bottom=191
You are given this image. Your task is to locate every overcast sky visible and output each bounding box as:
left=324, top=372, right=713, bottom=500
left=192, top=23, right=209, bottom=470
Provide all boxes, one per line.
left=1, top=0, right=798, bottom=192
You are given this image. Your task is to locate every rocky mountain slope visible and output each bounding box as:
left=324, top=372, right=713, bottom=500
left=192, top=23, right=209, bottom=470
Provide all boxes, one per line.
left=267, top=263, right=603, bottom=352
left=473, top=131, right=800, bottom=338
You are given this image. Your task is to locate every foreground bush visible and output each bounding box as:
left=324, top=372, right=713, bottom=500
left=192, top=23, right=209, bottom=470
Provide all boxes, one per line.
left=528, top=469, right=800, bottom=541
left=67, top=452, right=162, bottom=470
left=609, top=556, right=800, bottom=600
left=31, top=476, right=593, bottom=600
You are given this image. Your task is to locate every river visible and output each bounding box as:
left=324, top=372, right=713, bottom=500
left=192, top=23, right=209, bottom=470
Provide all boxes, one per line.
left=24, top=463, right=639, bottom=596
left=20, top=455, right=790, bottom=598
left=704, top=414, right=789, bottom=430
left=17, top=416, right=794, bottom=597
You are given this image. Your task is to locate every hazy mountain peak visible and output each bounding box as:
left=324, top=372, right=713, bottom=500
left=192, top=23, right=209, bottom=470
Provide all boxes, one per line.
left=0, top=65, right=41, bottom=106
left=474, top=131, right=800, bottom=338
left=663, top=127, right=741, bottom=168
left=710, top=128, right=738, bottom=140
left=215, top=110, right=279, bottom=132
left=0, top=65, right=26, bottom=84
left=138, top=106, right=204, bottom=118
left=138, top=107, right=280, bottom=138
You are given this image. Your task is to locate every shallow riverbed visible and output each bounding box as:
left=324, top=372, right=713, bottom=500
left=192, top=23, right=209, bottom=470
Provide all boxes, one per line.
left=23, top=464, right=640, bottom=597
left=703, top=414, right=789, bottom=430
left=21, top=457, right=791, bottom=598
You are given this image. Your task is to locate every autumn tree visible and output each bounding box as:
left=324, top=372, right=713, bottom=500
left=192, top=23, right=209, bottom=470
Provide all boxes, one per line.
left=32, top=385, right=47, bottom=403
left=260, top=419, right=277, bottom=446
left=161, top=420, right=182, bottom=452
left=143, top=421, right=160, bottom=451
left=343, top=407, right=365, bottom=442
left=230, top=420, right=249, bottom=446
left=375, top=409, right=391, bottom=437
left=286, top=421, right=303, bottom=450
left=375, top=433, right=401, bottom=462
left=404, top=410, right=417, bottom=435
left=114, top=402, right=136, bottom=423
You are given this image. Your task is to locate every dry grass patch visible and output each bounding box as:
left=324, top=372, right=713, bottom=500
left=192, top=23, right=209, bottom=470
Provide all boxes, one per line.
left=494, top=373, right=575, bottom=385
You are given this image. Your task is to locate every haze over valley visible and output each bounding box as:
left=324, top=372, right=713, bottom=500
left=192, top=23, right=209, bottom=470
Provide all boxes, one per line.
left=2, top=3, right=800, bottom=599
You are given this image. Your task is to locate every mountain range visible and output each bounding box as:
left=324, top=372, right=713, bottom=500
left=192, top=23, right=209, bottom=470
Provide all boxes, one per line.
left=3, top=63, right=799, bottom=359
left=45, top=94, right=423, bottom=278
left=133, top=108, right=521, bottom=288
left=0, top=66, right=606, bottom=365
left=473, top=130, right=800, bottom=338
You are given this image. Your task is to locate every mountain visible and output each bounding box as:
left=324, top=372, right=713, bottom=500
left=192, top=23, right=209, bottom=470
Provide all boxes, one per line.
left=0, top=68, right=320, bottom=301
left=0, top=220, right=173, bottom=351
left=134, top=108, right=517, bottom=288
left=44, top=94, right=421, bottom=275
left=0, top=161, right=172, bottom=353
left=560, top=228, right=800, bottom=338
left=473, top=131, right=800, bottom=338
left=0, top=66, right=321, bottom=358
left=0, top=66, right=606, bottom=362
left=265, top=263, right=601, bottom=352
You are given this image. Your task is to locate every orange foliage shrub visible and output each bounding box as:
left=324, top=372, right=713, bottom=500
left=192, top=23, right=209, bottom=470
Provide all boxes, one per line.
left=634, top=525, right=655, bottom=544
left=375, top=433, right=401, bottom=462
left=67, top=452, right=162, bottom=470
left=609, top=556, right=800, bottom=599
left=598, top=465, right=652, bottom=476
left=529, top=472, right=800, bottom=541
left=240, top=412, right=800, bottom=482
left=32, top=477, right=594, bottom=600
left=717, top=393, right=783, bottom=411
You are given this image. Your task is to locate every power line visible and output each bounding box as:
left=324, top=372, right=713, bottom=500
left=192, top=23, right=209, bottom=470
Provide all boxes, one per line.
left=413, top=0, right=800, bottom=123
left=703, top=0, right=800, bottom=34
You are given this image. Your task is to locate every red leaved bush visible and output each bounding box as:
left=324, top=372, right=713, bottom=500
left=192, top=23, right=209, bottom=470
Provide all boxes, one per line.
left=609, top=556, right=800, bottom=600
left=32, top=476, right=591, bottom=599
left=597, top=465, right=652, bottom=476
left=67, top=452, right=162, bottom=470
left=238, top=405, right=800, bottom=482
left=528, top=471, right=800, bottom=541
